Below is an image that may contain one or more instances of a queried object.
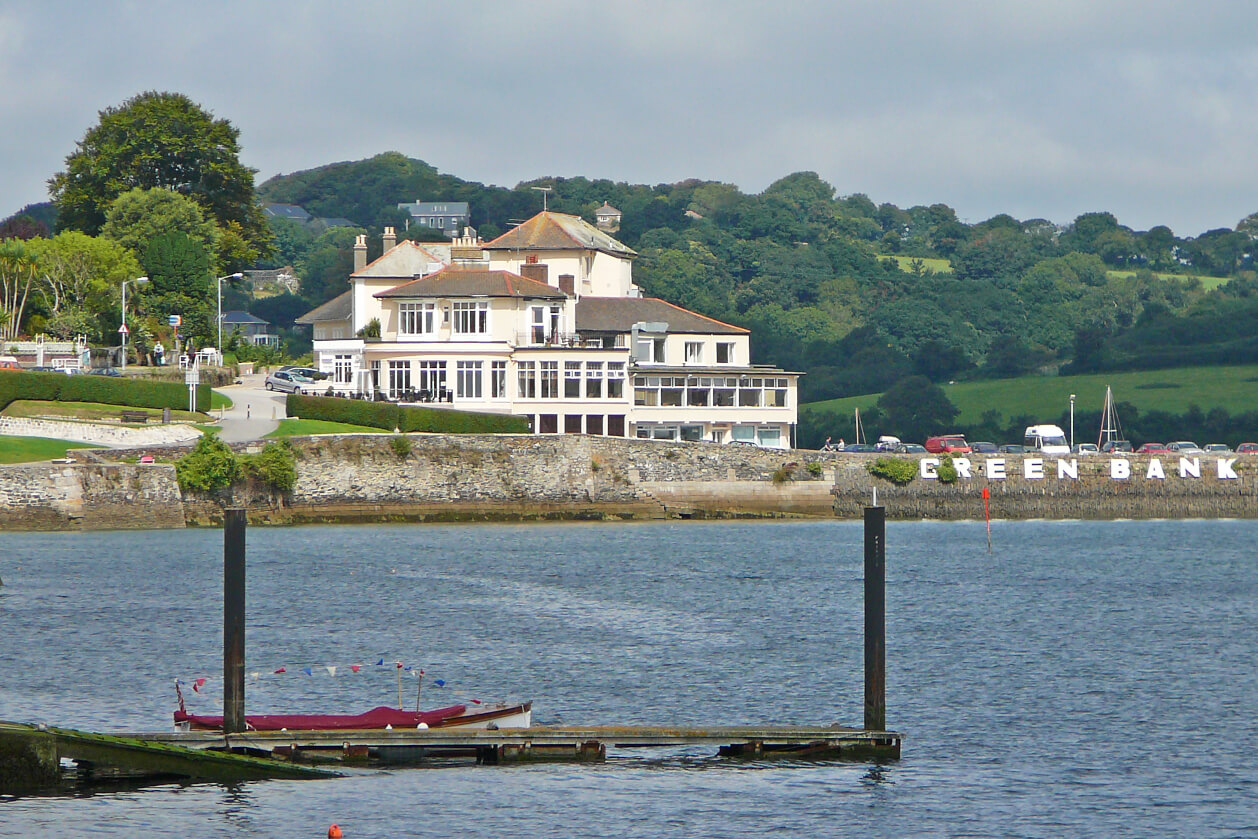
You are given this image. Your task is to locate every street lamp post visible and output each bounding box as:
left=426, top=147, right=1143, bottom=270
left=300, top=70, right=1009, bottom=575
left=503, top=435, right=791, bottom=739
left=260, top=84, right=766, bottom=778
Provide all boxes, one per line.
left=120, top=276, right=149, bottom=370
left=217, top=273, right=244, bottom=365
left=1069, top=393, right=1076, bottom=451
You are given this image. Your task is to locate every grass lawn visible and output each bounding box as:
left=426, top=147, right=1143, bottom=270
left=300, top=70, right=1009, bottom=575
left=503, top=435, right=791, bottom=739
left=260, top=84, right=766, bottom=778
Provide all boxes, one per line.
left=0, top=435, right=99, bottom=464
left=264, top=418, right=387, bottom=437
left=211, top=390, right=233, bottom=410
left=876, top=254, right=954, bottom=274
left=804, top=364, right=1258, bottom=426
left=1106, top=269, right=1231, bottom=290
left=2, top=400, right=207, bottom=423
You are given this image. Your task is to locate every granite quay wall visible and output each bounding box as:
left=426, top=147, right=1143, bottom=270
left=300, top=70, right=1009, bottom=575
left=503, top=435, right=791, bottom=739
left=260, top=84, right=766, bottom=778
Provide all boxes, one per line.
left=4, top=437, right=1258, bottom=531
left=0, top=462, right=185, bottom=530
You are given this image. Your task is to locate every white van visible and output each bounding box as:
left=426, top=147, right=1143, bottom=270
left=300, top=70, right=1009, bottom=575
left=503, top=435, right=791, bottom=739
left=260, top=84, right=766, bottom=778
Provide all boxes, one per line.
left=1024, top=424, right=1071, bottom=455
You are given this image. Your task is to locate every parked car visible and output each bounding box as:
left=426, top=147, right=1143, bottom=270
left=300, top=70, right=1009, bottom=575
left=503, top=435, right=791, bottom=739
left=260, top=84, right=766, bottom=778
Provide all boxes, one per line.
left=970, top=441, right=998, bottom=454
left=924, top=435, right=971, bottom=454
left=90, top=367, right=122, bottom=377
left=265, top=369, right=314, bottom=393
left=1101, top=440, right=1133, bottom=453
left=1136, top=442, right=1170, bottom=454
left=1203, top=443, right=1232, bottom=453
left=1236, top=442, right=1258, bottom=454
left=0, top=355, right=20, bottom=370
left=895, top=443, right=927, bottom=453
left=841, top=443, right=878, bottom=453
left=285, top=366, right=329, bottom=381
left=1167, top=441, right=1204, bottom=454
left=997, top=444, right=1027, bottom=454
left=875, top=435, right=902, bottom=452
left=1072, top=443, right=1100, bottom=455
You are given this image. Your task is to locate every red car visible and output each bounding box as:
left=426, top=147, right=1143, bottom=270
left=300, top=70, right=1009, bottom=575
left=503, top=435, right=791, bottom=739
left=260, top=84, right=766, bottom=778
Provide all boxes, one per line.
left=924, top=434, right=972, bottom=454
left=1136, top=442, right=1170, bottom=454
left=1237, top=442, right=1258, bottom=454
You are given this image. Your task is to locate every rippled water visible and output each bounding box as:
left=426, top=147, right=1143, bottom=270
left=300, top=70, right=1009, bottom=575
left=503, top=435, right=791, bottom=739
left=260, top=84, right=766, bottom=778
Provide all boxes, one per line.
left=1, top=520, right=1255, bottom=837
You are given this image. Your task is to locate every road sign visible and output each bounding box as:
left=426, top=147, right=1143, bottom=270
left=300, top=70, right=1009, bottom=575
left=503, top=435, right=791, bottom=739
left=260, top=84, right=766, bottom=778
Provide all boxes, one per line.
left=185, top=369, right=200, bottom=385
left=117, top=323, right=130, bottom=334
left=168, top=314, right=182, bottom=326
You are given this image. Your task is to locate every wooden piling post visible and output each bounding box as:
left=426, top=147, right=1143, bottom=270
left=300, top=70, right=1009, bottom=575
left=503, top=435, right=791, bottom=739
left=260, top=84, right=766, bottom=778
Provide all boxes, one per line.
left=864, top=504, right=886, bottom=733
left=224, top=508, right=246, bottom=734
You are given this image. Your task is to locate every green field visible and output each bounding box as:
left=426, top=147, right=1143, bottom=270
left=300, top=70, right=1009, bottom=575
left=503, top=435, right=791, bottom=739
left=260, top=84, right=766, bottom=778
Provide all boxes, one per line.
left=2, top=399, right=209, bottom=423
left=804, top=364, right=1258, bottom=426
left=264, top=418, right=388, bottom=437
left=876, top=254, right=953, bottom=274
left=1105, top=269, right=1231, bottom=290
left=0, top=435, right=98, bottom=464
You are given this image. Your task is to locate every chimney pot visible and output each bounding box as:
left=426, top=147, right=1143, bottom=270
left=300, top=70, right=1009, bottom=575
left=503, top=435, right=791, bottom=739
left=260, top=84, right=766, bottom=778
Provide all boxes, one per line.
left=383, top=226, right=396, bottom=251
left=353, top=234, right=367, bottom=272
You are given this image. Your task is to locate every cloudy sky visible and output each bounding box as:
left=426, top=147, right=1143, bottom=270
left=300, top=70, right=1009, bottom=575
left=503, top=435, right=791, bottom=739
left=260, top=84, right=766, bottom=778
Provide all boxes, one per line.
left=2, top=1, right=1255, bottom=237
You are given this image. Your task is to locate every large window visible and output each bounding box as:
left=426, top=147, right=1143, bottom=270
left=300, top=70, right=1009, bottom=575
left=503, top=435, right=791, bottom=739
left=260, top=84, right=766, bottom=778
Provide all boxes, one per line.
left=565, top=361, right=582, bottom=398
left=530, top=305, right=562, bottom=344
left=491, top=360, right=507, bottom=398
left=636, top=336, right=665, bottom=363
left=334, top=354, right=353, bottom=385
left=585, top=362, right=603, bottom=398
left=387, top=361, right=411, bottom=397
left=456, top=360, right=482, bottom=399
left=517, top=361, right=536, bottom=398
left=607, top=362, right=625, bottom=399
left=418, top=361, right=446, bottom=396
left=399, top=302, right=436, bottom=336
left=539, top=361, right=559, bottom=399
left=452, top=301, right=489, bottom=335
left=716, top=342, right=735, bottom=364
left=685, top=341, right=703, bottom=364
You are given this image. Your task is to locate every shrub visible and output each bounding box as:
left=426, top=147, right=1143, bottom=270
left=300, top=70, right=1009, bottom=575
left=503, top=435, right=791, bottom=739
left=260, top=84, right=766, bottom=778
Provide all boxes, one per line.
left=175, top=434, right=240, bottom=493
left=286, top=394, right=530, bottom=435
left=937, top=454, right=958, bottom=484
left=241, top=440, right=297, bottom=492
left=771, top=466, right=793, bottom=484
left=806, top=461, right=823, bottom=477
left=866, top=457, right=916, bottom=486
left=0, top=370, right=210, bottom=412
left=389, top=435, right=412, bottom=459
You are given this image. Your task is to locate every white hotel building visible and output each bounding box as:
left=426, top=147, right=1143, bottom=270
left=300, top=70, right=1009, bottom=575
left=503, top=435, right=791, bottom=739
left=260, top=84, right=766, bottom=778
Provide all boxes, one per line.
left=297, top=212, right=799, bottom=448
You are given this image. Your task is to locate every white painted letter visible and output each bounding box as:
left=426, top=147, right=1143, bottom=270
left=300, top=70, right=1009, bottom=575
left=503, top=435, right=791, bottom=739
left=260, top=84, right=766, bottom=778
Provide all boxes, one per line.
left=1178, top=457, right=1200, bottom=479
left=986, top=458, right=1006, bottom=479
left=921, top=458, right=939, bottom=479
left=1057, top=459, right=1078, bottom=480
left=1217, top=458, right=1238, bottom=480
left=1024, top=458, right=1044, bottom=480
left=1110, top=459, right=1130, bottom=480
left=1146, top=458, right=1165, bottom=480
left=954, top=458, right=972, bottom=478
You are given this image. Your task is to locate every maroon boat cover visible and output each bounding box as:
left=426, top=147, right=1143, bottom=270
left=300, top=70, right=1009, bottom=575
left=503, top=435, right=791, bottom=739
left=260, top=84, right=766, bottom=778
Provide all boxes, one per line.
left=174, top=704, right=467, bottom=731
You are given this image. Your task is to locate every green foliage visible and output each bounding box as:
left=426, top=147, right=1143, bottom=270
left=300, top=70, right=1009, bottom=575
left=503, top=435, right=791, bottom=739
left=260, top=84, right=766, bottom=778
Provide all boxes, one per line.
left=240, top=440, right=297, bottom=492
left=49, top=91, right=272, bottom=261
left=0, top=370, right=210, bottom=412
left=101, top=187, right=218, bottom=257
left=771, top=466, right=792, bottom=484
left=25, top=231, right=142, bottom=344
left=389, top=435, right=412, bottom=458
left=937, top=454, right=958, bottom=484
left=806, top=461, right=823, bottom=477
left=866, top=457, right=916, bottom=486
left=357, top=317, right=381, bottom=338
left=876, top=375, right=959, bottom=441
left=286, top=394, right=530, bottom=434
left=175, top=434, right=240, bottom=493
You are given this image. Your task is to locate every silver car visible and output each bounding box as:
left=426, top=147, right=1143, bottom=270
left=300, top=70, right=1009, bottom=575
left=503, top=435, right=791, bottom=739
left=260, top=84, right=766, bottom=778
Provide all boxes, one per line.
left=264, top=369, right=314, bottom=394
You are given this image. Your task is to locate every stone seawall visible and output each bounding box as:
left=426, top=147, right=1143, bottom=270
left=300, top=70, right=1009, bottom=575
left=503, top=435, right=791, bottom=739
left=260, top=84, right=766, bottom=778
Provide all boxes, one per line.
left=3, top=436, right=1257, bottom=531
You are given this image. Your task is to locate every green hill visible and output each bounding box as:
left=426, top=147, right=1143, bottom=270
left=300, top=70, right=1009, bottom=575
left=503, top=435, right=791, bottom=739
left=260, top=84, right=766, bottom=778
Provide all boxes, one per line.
left=804, top=364, right=1258, bottom=427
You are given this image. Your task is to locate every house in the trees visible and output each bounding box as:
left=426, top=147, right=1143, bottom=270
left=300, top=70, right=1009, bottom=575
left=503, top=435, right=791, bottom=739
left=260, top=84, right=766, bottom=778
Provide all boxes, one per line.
left=297, top=213, right=798, bottom=447
left=221, top=311, right=279, bottom=347
left=396, top=200, right=472, bottom=237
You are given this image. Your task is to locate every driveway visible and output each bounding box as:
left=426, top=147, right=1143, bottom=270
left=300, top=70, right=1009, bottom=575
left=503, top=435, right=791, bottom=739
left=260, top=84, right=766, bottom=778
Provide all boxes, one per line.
left=214, top=373, right=288, bottom=443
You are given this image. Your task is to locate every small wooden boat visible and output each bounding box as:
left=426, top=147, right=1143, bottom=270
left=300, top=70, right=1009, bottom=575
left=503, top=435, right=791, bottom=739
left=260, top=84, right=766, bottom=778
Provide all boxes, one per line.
left=173, top=701, right=533, bottom=732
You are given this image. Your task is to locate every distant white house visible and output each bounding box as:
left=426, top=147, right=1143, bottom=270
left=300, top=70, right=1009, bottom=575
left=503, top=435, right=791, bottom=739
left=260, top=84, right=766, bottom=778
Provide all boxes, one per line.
left=221, top=311, right=278, bottom=347
left=396, top=200, right=471, bottom=238
left=298, top=213, right=798, bottom=447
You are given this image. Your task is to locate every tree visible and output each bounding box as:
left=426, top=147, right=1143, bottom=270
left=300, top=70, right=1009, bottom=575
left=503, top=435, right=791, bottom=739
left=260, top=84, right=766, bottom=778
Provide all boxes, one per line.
left=0, top=239, right=38, bottom=340
left=141, top=231, right=214, bottom=343
left=27, top=232, right=143, bottom=342
left=49, top=91, right=271, bottom=260
left=0, top=214, right=49, bottom=241
left=876, top=375, right=959, bottom=441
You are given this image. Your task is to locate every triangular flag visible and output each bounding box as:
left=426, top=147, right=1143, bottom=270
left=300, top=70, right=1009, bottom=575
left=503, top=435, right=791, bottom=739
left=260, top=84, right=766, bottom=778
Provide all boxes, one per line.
left=301, top=667, right=313, bottom=676
left=433, top=679, right=446, bottom=687
left=326, top=666, right=337, bottom=677
left=351, top=664, right=361, bottom=673
left=274, top=667, right=287, bottom=674
left=375, top=658, right=385, bottom=666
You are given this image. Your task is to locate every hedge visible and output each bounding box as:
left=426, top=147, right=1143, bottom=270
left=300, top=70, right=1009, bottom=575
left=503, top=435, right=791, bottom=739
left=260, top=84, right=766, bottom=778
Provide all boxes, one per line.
left=0, top=370, right=211, bottom=412
left=287, top=394, right=531, bottom=434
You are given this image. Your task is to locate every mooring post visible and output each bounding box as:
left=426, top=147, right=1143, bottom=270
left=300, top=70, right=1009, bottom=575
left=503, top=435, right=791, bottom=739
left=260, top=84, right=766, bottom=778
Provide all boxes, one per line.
left=223, top=508, right=247, bottom=734
left=864, top=503, right=886, bottom=732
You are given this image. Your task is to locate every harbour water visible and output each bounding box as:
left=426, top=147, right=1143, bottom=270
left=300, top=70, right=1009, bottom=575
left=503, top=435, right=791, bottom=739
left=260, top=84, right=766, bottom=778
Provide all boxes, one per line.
left=1, top=519, right=1255, bottom=837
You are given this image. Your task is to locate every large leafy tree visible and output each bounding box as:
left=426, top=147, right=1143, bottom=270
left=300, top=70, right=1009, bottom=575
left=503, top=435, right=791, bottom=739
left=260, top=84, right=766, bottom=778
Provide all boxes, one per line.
left=48, top=91, right=271, bottom=265
left=27, top=232, right=143, bottom=342
left=876, top=375, right=959, bottom=441
left=140, top=231, right=214, bottom=344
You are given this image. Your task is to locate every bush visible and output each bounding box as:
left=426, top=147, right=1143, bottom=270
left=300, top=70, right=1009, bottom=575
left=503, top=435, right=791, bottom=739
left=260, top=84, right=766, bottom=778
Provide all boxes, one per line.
left=241, top=440, right=297, bottom=492
left=286, top=394, right=530, bottom=435
left=389, top=435, right=412, bottom=458
left=771, top=466, right=793, bottom=484
left=806, top=461, right=823, bottom=477
left=937, top=454, right=958, bottom=484
left=175, top=434, right=240, bottom=493
left=0, top=370, right=210, bottom=412
left=866, top=457, right=916, bottom=486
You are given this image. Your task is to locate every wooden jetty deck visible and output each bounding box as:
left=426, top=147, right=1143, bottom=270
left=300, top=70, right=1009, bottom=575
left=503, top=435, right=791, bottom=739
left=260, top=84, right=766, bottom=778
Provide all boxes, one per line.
left=127, top=723, right=902, bottom=765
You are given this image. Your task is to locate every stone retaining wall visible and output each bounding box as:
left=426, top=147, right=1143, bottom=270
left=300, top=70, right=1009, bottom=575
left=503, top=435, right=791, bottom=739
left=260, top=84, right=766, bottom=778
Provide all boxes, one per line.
left=0, top=416, right=202, bottom=447
left=0, top=462, right=185, bottom=530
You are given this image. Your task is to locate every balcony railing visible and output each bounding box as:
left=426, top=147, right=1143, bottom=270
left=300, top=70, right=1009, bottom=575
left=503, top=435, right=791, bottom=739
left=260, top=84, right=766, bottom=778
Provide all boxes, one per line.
left=514, top=331, right=626, bottom=349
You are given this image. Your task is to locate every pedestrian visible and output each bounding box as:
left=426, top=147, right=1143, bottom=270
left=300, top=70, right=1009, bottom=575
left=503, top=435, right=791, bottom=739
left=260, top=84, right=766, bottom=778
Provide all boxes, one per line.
left=822, top=436, right=834, bottom=451
left=837, top=438, right=846, bottom=450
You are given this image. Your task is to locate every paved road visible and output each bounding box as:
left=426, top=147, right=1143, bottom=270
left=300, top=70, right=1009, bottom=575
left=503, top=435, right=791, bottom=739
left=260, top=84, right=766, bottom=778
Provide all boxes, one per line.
left=213, top=373, right=288, bottom=443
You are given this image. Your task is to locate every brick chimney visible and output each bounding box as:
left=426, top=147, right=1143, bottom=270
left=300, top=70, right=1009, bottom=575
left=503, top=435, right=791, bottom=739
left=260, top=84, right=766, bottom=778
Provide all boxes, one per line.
left=519, top=263, right=549, bottom=285
left=558, top=273, right=575, bottom=295
left=382, top=226, right=396, bottom=251
left=353, top=234, right=367, bottom=272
